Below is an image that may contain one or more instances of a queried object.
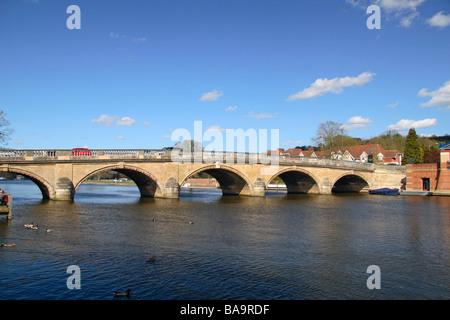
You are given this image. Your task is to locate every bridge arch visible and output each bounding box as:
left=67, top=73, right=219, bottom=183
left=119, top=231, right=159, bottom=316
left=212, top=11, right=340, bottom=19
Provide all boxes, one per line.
left=75, top=164, right=163, bottom=198
left=181, top=164, right=254, bottom=196
left=0, top=167, right=54, bottom=199
left=332, top=173, right=370, bottom=193
left=267, top=168, right=320, bottom=194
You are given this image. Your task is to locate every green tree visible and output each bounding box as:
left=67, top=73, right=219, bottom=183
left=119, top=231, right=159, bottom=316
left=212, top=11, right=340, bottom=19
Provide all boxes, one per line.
left=423, top=144, right=440, bottom=163
left=402, top=128, right=423, bottom=164
left=363, top=130, right=405, bottom=153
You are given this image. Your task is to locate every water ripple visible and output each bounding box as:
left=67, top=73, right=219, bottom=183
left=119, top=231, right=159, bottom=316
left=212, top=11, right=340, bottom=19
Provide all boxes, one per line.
left=1, top=181, right=449, bottom=299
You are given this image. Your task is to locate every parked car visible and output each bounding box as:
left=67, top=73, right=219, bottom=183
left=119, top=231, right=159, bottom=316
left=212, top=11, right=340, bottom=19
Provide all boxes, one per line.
left=72, top=148, right=92, bottom=156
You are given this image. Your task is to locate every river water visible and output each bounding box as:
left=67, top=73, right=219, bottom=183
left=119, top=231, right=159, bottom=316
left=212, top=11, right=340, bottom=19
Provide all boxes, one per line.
left=0, top=180, right=449, bottom=300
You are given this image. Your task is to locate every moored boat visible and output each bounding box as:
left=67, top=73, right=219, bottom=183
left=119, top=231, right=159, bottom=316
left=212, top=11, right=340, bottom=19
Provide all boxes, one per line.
left=369, top=188, right=399, bottom=195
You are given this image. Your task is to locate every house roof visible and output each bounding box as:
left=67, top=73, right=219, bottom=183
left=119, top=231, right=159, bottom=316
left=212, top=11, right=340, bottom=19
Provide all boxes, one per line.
left=280, top=147, right=312, bottom=157
left=439, top=142, right=450, bottom=150
left=273, top=144, right=402, bottom=160
left=383, top=149, right=402, bottom=158
left=333, top=144, right=402, bottom=159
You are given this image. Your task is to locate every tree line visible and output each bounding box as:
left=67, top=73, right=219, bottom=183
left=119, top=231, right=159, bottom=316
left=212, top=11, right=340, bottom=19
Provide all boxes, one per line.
left=0, top=111, right=447, bottom=166
left=312, top=121, right=446, bottom=164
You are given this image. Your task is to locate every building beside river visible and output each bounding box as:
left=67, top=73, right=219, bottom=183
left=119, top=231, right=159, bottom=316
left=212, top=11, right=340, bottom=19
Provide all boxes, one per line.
left=273, top=144, right=403, bottom=165
left=405, top=142, right=450, bottom=195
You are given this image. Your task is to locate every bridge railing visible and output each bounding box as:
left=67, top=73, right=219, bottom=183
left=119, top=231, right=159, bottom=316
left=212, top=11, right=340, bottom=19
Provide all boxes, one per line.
left=0, top=149, right=404, bottom=170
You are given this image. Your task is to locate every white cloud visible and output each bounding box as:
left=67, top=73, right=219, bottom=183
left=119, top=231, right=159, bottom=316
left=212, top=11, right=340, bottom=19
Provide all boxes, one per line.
left=116, top=136, right=126, bottom=140
left=206, top=125, right=226, bottom=132
left=400, top=11, right=419, bottom=27
left=282, top=140, right=303, bottom=146
left=418, top=80, right=450, bottom=108
left=109, top=32, right=125, bottom=39
left=387, top=102, right=399, bottom=108
left=159, top=135, right=171, bottom=139
left=143, top=121, right=151, bottom=126
left=345, top=0, right=426, bottom=27
left=427, top=11, right=450, bottom=28
left=91, top=114, right=119, bottom=127
left=225, top=105, right=237, bottom=112
left=377, top=0, right=425, bottom=12
left=116, top=116, right=136, bottom=126
left=91, top=114, right=136, bottom=127
left=200, top=90, right=223, bottom=101
left=342, top=116, right=372, bottom=130
left=377, top=0, right=425, bottom=28
left=132, top=37, right=147, bottom=43
left=243, top=112, right=278, bottom=120
left=419, top=133, right=435, bottom=137
left=388, top=118, right=437, bottom=131
left=345, top=0, right=367, bottom=9
left=286, top=72, right=375, bottom=101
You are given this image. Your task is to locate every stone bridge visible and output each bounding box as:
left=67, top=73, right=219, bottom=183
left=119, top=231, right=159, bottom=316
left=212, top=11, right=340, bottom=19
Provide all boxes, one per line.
left=0, top=149, right=405, bottom=201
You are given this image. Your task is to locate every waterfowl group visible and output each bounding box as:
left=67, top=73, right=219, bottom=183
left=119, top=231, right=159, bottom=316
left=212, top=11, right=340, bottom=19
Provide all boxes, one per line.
left=0, top=242, right=15, bottom=247
left=3, top=221, right=53, bottom=249
left=24, top=223, right=53, bottom=232
left=113, top=289, right=131, bottom=298
left=24, top=222, right=38, bottom=230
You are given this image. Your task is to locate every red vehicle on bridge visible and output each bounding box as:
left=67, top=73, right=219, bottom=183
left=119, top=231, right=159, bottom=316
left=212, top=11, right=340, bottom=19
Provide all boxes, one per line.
left=72, top=148, right=92, bottom=156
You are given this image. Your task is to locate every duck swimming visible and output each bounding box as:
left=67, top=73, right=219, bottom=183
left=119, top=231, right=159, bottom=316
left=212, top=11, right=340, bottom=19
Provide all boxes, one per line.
left=113, top=289, right=131, bottom=298
left=0, top=242, right=15, bottom=247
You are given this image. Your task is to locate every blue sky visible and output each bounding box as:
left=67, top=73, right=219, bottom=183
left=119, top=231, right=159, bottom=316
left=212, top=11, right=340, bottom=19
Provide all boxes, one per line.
left=0, top=0, right=449, bottom=151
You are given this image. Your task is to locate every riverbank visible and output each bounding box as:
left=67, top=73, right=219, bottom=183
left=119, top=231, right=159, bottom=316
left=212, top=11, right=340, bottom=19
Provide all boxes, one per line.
left=83, top=180, right=290, bottom=190
left=83, top=180, right=136, bottom=186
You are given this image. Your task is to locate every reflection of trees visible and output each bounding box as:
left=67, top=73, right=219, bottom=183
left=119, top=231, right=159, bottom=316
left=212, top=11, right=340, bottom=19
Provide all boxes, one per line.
left=87, top=170, right=129, bottom=180
left=0, top=172, right=21, bottom=180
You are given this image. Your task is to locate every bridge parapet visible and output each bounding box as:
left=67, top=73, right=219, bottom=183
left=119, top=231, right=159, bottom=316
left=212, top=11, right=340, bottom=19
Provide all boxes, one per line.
left=0, top=149, right=167, bottom=161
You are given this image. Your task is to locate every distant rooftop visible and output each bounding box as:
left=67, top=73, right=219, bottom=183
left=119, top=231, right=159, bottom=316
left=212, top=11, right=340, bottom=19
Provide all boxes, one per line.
left=439, top=142, right=450, bottom=150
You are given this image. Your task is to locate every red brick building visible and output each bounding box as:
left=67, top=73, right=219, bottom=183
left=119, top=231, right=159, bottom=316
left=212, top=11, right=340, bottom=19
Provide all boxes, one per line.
left=405, top=143, right=450, bottom=195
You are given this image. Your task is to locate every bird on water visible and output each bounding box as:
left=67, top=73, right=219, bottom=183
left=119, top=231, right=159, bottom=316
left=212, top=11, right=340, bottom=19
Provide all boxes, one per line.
left=113, top=289, right=131, bottom=298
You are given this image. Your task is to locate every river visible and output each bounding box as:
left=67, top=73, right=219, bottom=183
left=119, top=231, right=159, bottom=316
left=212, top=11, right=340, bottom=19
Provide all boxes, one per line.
left=0, top=180, right=449, bottom=300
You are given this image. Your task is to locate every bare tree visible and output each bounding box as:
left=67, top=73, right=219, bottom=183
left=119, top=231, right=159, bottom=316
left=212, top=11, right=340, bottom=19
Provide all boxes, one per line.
left=174, top=139, right=204, bottom=153
left=0, top=111, right=13, bottom=146
left=312, top=120, right=344, bottom=155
